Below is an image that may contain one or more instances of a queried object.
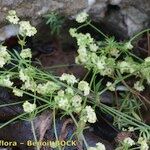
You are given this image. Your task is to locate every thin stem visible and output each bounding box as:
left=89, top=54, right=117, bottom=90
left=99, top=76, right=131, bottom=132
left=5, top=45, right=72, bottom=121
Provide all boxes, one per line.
left=43, top=63, right=80, bottom=70
left=31, top=120, right=40, bottom=150
left=53, top=109, right=61, bottom=150
left=128, top=51, right=144, bottom=62
left=69, top=113, right=88, bottom=149
left=129, top=29, right=150, bottom=42
left=0, top=100, right=25, bottom=108
left=76, top=20, right=91, bottom=31
left=0, top=113, right=26, bottom=129
left=88, top=22, right=108, bottom=38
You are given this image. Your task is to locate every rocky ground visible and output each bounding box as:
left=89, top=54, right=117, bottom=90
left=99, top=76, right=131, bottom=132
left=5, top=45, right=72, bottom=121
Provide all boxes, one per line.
left=0, top=0, right=149, bottom=38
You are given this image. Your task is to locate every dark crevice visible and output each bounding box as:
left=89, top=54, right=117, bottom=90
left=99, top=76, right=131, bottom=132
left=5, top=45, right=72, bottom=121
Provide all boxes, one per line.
left=105, top=4, right=121, bottom=16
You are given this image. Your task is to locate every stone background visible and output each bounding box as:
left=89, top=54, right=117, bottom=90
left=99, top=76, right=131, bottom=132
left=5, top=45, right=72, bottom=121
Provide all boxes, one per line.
left=0, top=0, right=149, bottom=37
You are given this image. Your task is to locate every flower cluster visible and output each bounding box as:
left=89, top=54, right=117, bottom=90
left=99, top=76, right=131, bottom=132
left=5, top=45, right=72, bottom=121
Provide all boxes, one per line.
left=123, top=137, right=135, bottom=147
left=6, top=10, right=20, bottom=24
left=78, top=81, right=90, bottom=96
left=23, top=101, right=36, bottom=113
left=76, top=12, right=89, bottom=23
left=60, top=73, right=77, bottom=85
left=116, top=136, right=149, bottom=150
left=20, top=48, right=32, bottom=59
left=0, top=45, right=11, bottom=68
left=19, top=67, right=37, bottom=92
left=134, top=81, right=145, bottom=92
left=6, top=10, right=37, bottom=37
left=106, top=82, right=115, bottom=91
left=0, top=75, right=13, bottom=87
left=141, top=57, right=150, bottom=84
left=19, top=67, right=35, bottom=82
left=117, top=57, right=139, bottom=74
left=13, top=87, right=23, bottom=97
left=81, top=106, right=97, bottom=123
left=138, top=137, right=149, bottom=150
left=70, top=29, right=117, bottom=77
left=54, top=89, right=82, bottom=112
left=37, top=81, right=60, bottom=95
left=19, top=21, right=37, bottom=37
left=88, top=142, right=106, bottom=150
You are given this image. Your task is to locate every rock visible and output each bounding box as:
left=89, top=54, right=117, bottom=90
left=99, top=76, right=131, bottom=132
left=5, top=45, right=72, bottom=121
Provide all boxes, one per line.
left=0, top=0, right=149, bottom=39
left=89, top=0, right=150, bottom=37
left=0, top=0, right=87, bottom=27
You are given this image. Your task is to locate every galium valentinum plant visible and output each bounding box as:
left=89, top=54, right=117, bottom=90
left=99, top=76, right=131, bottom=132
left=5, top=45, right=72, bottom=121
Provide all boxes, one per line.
left=0, top=10, right=150, bottom=150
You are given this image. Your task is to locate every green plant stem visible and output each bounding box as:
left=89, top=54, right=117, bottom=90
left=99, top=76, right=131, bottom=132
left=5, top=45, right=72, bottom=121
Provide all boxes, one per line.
left=0, top=113, right=26, bottom=129
left=0, top=100, right=25, bottom=108
left=76, top=21, right=91, bottom=30
left=88, top=22, right=108, bottom=39
left=129, top=29, right=150, bottom=42
left=31, top=120, right=40, bottom=150
left=69, top=113, right=88, bottom=149
left=127, top=51, right=144, bottom=62
left=53, top=108, right=61, bottom=150
left=43, top=64, right=80, bottom=70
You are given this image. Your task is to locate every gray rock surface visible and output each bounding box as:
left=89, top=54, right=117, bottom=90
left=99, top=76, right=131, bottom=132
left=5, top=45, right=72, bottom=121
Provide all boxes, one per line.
left=0, top=0, right=149, bottom=38
left=89, top=0, right=150, bottom=37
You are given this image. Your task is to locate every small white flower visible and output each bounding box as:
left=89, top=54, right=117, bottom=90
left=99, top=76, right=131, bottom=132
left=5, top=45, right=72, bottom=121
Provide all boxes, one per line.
left=0, top=45, right=11, bottom=68
left=96, top=142, right=106, bottom=150
left=19, top=69, right=30, bottom=82
left=124, top=42, right=133, bottom=50
left=77, top=33, right=93, bottom=47
left=19, top=21, right=37, bottom=37
left=20, top=48, right=32, bottom=59
left=71, top=95, right=82, bottom=112
left=144, top=57, right=150, bottom=62
left=0, top=57, right=6, bottom=68
left=78, top=81, right=90, bottom=96
left=23, top=101, right=36, bottom=113
left=69, top=28, right=77, bottom=37
left=76, top=47, right=88, bottom=63
left=110, top=48, right=119, bottom=57
left=37, top=81, right=60, bottom=95
left=13, top=87, right=23, bottom=97
left=57, top=90, right=65, bottom=97
left=6, top=10, right=20, bottom=24
left=54, top=90, right=70, bottom=110
left=0, top=76, right=13, bottom=87
left=60, top=73, right=77, bottom=85
left=123, top=137, right=135, bottom=146
left=87, top=142, right=105, bottom=150
left=128, top=127, right=134, bottom=132
left=138, top=137, right=149, bottom=150
left=106, top=82, right=115, bottom=91
left=134, top=81, right=145, bottom=92
left=97, top=60, right=105, bottom=70
left=19, top=67, right=35, bottom=82
left=96, top=56, right=106, bottom=71
left=118, top=61, right=129, bottom=73
left=85, top=106, right=97, bottom=123
left=58, top=98, right=69, bottom=110
left=76, top=12, right=88, bottom=23
left=65, top=87, right=74, bottom=95
left=90, top=44, right=99, bottom=52
left=22, top=79, right=37, bottom=92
